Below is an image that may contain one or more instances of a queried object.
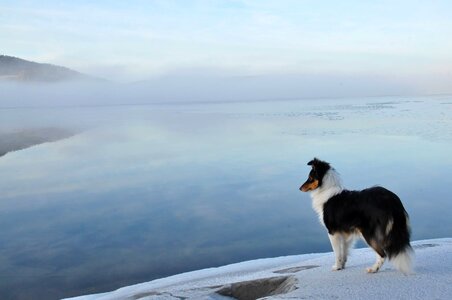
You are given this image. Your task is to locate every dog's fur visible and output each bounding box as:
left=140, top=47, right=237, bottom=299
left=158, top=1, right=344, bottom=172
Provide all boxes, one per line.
left=300, top=158, right=413, bottom=274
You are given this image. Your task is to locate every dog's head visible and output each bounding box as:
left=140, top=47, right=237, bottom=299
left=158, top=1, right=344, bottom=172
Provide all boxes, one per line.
left=300, top=158, right=331, bottom=192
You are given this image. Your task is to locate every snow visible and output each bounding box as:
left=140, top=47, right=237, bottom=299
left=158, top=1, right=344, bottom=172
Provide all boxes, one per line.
left=65, top=238, right=452, bottom=300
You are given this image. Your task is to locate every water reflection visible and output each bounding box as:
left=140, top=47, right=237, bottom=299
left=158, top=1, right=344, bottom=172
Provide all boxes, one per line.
left=0, top=96, right=451, bottom=299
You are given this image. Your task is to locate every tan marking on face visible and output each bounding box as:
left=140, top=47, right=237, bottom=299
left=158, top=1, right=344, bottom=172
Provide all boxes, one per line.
left=301, top=179, right=319, bottom=192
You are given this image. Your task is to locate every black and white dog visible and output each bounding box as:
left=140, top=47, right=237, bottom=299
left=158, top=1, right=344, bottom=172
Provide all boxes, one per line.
left=300, top=158, right=413, bottom=274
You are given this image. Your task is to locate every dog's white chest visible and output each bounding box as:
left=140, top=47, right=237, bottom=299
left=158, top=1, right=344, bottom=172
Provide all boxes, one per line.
left=311, top=195, right=325, bottom=225
left=310, top=186, right=343, bottom=225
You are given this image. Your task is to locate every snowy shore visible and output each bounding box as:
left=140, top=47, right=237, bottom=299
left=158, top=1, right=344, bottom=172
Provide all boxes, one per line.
left=66, top=238, right=452, bottom=300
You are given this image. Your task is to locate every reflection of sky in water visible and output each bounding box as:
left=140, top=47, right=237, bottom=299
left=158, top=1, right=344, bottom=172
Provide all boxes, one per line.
left=1, top=96, right=452, bottom=299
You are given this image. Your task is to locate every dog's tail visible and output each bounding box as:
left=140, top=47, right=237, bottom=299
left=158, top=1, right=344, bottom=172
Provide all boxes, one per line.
left=391, top=246, right=413, bottom=275
left=385, top=210, right=413, bottom=274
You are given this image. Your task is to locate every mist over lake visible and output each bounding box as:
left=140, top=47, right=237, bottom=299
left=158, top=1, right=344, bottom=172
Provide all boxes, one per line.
left=1, top=96, right=452, bottom=299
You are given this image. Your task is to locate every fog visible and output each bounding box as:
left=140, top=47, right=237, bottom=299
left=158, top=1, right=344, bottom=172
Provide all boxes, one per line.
left=0, top=72, right=424, bottom=109
left=2, top=71, right=448, bottom=148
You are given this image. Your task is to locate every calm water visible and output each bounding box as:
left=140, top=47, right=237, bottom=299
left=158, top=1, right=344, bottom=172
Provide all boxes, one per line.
left=1, top=96, right=452, bottom=299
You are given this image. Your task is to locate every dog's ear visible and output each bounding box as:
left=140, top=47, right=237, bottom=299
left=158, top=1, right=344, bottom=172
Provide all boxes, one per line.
left=307, top=158, right=330, bottom=172
left=307, top=158, right=318, bottom=169
left=308, top=158, right=331, bottom=177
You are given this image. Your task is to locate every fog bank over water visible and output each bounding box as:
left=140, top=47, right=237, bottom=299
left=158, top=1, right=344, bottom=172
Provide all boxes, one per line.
left=3, top=71, right=451, bottom=109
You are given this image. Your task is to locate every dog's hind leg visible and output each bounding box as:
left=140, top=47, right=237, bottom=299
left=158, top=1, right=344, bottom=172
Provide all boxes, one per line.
left=365, top=239, right=386, bottom=273
left=329, top=233, right=346, bottom=271
left=367, top=252, right=385, bottom=273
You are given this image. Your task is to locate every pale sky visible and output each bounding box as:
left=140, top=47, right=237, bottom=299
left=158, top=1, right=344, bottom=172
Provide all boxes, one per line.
left=1, top=0, right=452, bottom=86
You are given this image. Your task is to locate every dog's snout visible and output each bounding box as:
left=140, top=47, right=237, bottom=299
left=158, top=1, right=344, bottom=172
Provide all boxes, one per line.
left=300, top=183, right=309, bottom=192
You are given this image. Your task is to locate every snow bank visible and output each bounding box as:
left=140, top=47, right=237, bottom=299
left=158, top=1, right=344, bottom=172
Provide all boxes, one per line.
left=66, top=238, right=452, bottom=300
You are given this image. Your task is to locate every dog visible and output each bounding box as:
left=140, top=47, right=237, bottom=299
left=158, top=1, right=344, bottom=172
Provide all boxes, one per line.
left=300, top=158, right=413, bottom=274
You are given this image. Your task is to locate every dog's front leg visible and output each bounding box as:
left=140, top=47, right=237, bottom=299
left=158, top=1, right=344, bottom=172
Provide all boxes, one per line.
left=328, top=233, right=345, bottom=271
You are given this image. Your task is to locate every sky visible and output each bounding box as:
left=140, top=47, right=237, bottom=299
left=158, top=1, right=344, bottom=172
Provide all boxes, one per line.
left=1, top=0, right=452, bottom=91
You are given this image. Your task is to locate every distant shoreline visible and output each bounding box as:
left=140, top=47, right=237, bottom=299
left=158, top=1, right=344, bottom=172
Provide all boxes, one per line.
left=0, top=128, right=75, bottom=157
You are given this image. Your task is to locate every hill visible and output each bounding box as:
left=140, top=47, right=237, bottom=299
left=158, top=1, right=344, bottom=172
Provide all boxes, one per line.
left=0, top=55, right=98, bottom=82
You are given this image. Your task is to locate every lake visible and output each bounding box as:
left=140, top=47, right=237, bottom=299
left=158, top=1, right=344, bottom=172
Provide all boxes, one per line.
left=1, top=96, right=452, bottom=299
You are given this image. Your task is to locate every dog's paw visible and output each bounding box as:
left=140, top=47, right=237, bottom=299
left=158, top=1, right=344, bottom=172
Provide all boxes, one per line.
left=332, top=264, right=344, bottom=271
left=366, top=266, right=380, bottom=273
left=332, top=259, right=346, bottom=271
